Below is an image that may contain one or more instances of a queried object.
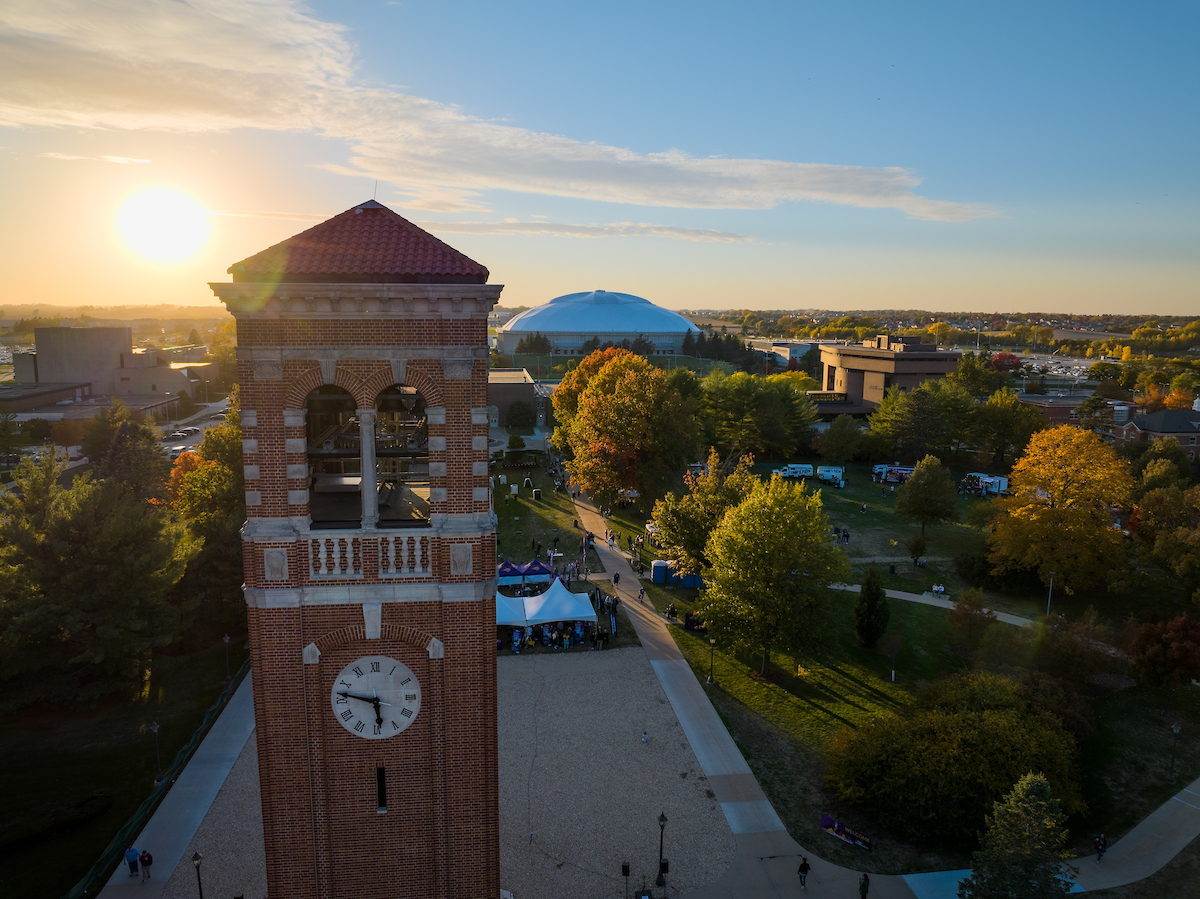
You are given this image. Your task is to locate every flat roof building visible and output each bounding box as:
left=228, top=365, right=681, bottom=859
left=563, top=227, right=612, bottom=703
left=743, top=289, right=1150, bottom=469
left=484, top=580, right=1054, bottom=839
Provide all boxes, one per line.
left=817, top=335, right=961, bottom=413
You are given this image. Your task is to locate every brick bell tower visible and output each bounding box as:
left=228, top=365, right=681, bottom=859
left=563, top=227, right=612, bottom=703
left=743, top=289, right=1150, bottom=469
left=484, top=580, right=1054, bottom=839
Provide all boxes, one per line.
left=210, top=200, right=501, bottom=898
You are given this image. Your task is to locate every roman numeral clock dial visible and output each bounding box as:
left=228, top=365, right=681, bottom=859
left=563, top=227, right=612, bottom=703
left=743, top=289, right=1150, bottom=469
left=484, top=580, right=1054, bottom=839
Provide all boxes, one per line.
left=330, top=656, right=422, bottom=739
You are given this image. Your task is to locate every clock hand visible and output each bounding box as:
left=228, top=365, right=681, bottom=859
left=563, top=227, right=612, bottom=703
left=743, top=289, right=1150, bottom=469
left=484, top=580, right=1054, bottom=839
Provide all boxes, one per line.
left=337, top=691, right=392, bottom=706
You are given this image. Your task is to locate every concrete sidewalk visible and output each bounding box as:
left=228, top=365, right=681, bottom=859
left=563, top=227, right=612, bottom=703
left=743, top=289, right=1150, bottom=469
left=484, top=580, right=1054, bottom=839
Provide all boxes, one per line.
left=97, top=675, right=256, bottom=899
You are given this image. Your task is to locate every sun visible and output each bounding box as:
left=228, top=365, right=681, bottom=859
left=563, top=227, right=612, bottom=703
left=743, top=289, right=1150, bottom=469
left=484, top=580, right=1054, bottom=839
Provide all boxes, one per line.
left=117, top=188, right=209, bottom=263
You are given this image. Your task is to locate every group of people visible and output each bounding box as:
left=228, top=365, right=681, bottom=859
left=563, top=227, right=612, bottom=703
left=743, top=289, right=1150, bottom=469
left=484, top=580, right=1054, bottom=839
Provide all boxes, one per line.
left=503, top=619, right=612, bottom=653
left=833, top=527, right=852, bottom=545
left=123, top=845, right=153, bottom=882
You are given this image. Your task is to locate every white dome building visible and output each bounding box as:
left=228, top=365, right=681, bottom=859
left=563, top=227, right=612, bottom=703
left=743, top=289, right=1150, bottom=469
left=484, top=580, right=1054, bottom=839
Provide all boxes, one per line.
left=495, top=289, right=697, bottom=356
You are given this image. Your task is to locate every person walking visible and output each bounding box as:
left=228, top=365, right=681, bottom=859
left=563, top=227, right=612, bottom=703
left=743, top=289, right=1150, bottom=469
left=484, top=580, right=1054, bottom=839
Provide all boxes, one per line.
left=1095, top=833, right=1108, bottom=864
left=859, top=872, right=870, bottom=897
left=638, top=587, right=646, bottom=604
left=797, top=857, right=810, bottom=889
left=123, top=846, right=139, bottom=878
left=139, top=849, right=154, bottom=882
left=613, top=571, right=620, bottom=587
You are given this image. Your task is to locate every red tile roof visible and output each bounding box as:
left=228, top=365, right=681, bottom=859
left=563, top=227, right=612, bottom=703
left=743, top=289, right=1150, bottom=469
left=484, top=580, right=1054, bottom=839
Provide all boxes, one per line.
left=229, top=200, right=489, bottom=284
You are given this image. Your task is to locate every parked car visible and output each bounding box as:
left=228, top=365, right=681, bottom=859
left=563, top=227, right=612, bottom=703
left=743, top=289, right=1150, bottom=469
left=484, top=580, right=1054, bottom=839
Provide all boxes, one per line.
left=180, top=426, right=201, bottom=435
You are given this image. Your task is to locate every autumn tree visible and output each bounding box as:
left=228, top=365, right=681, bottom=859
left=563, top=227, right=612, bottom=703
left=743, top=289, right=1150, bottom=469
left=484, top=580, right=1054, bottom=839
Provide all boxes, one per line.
left=956, top=773, right=1075, bottom=899
left=171, top=419, right=245, bottom=633
left=948, top=588, right=997, bottom=652
left=987, top=426, right=1134, bottom=593
left=855, top=567, right=890, bottom=649
left=695, top=476, right=848, bottom=674
left=564, top=353, right=699, bottom=507
left=651, top=448, right=757, bottom=574
left=949, top=351, right=1006, bottom=398
left=820, top=414, right=862, bottom=466
left=895, top=455, right=959, bottom=537
left=975, top=388, right=1047, bottom=466
left=550, top=347, right=633, bottom=457
left=1128, top=616, right=1200, bottom=708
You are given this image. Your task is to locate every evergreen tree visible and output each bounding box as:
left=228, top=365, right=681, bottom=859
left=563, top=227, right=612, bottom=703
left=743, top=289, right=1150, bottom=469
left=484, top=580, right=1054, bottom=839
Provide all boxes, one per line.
left=0, top=455, right=198, bottom=709
left=957, top=773, right=1074, bottom=899
left=821, top=414, right=862, bottom=465
left=97, top=420, right=172, bottom=503
left=80, top=398, right=136, bottom=461
left=681, top=329, right=697, bottom=357
left=855, top=566, right=890, bottom=648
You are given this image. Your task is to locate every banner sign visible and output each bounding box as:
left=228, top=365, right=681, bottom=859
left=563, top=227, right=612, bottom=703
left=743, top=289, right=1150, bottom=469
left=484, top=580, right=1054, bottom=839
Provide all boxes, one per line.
left=821, top=814, right=871, bottom=852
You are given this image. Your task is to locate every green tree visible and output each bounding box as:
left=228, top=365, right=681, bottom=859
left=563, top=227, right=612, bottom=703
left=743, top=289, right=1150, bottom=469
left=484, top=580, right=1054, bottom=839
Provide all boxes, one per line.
left=949, top=351, right=1005, bottom=398
left=0, top=455, right=198, bottom=709
left=866, top=385, right=905, bottom=457
left=907, top=533, right=927, bottom=566
left=956, top=773, right=1075, bottom=899
left=825, top=673, right=1083, bottom=844
left=97, top=420, right=172, bottom=503
left=701, top=371, right=816, bottom=459
left=1134, top=484, right=1200, bottom=602
left=1075, top=393, right=1113, bottom=432
left=976, top=389, right=1047, bottom=466
left=506, top=400, right=534, bottom=428
left=0, top=411, right=18, bottom=466
left=895, top=455, right=959, bottom=537
left=854, top=567, right=890, bottom=648
left=695, top=476, right=848, bottom=674
left=891, top=384, right=946, bottom=460
left=515, top=331, right=553, bottom=354
left=506, top=432, right=526, bottom=450
left=651, top=448, right=757, bottom=574
left=820, top=414, right=862, bottom=466
left=988, top=426, right=1134, bottom=594
left=80, top=398, right=137, bottom=461
left=49, top=418, right=84, bottom=448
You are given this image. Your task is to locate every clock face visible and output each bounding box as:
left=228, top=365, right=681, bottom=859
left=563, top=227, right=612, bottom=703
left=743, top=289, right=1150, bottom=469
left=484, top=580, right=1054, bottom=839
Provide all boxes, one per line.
left=330, top=655, right=422, bottom=739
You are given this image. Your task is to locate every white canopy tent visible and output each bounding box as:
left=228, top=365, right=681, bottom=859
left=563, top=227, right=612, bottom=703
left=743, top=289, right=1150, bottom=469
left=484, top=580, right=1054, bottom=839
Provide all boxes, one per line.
left=495, top=593, right=529, bottom=627
left=501, top=579, right=596, bottom=627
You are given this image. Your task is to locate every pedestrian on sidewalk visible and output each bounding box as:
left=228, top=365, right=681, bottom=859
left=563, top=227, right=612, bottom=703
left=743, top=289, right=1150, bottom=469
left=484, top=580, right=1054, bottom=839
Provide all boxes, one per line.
left=139, top=849, right=154, bottom=882
left=859, top=872, right=870, bottom=897
left=797, top=857, right=810, bottom=889
left=638, top=587, right=646, bottom=603
left=613, top=571, right=620, bottom=587
left=123, top=846, right=140, bottom=878
left=1094, top=833, right=1107, bottom=864
left=860, top=502, right=866, bottom=514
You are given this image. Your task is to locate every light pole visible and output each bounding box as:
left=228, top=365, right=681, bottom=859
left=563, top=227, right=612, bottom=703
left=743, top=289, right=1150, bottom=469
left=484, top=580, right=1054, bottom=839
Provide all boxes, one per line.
left=707, top=638, right=716, bottom=685
left=656, top=811, right=668, bottom=887
left=1045, top=571, right=1056, bottom=618
left=223, top=633, right=232, bottom=684
left=191, top=851, right=204, bottom=899
left=1169, top=722, right=1182, bottom=784
left=150, top=722, right=163, bottom=784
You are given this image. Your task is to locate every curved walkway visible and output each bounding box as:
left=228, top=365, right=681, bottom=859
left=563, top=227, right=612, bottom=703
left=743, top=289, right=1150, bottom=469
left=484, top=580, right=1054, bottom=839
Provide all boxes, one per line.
left=572, top=494, right=1200, bottom=898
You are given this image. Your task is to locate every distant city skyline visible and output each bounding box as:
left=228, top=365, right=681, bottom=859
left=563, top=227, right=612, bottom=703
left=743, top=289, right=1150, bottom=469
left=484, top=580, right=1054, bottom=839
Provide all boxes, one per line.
left=0, top=1, right=1196, bottom=315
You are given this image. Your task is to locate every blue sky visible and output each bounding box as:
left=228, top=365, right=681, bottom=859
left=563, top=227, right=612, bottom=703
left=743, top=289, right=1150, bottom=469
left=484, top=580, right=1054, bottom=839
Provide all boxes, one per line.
left=0, top=1, right=1195, bottom=314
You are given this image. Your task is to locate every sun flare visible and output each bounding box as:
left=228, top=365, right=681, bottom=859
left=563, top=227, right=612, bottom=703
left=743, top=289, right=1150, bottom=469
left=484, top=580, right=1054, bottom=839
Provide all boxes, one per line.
left=117, top=188, right=209, bottom=263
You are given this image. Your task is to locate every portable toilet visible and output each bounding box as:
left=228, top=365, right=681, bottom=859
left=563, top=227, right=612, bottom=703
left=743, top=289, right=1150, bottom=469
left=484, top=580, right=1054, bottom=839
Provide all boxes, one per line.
left=652, top=560, right=669, bottom=584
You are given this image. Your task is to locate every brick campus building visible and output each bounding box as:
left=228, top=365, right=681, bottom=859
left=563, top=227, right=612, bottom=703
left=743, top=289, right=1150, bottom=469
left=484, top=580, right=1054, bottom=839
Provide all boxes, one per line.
left=210, top=200, right=502, bottom=898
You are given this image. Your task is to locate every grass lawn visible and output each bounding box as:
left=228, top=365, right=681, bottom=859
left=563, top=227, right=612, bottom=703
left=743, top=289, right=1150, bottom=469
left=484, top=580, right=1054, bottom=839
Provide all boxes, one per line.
left=493, top=458, right=606, bottom=574
left=0, top=635, right=250, bottom=898
left=642, top=575, right=1200, bottom=880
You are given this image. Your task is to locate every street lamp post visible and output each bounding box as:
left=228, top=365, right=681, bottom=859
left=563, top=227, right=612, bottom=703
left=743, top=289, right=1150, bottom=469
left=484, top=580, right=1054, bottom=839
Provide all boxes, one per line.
left=656, top=811, right=667, bottom=887
left=149, top=721, right=163, bottom=784
left=707, top=638, right=716, bottom=685
left=191, top=851, right=204, bottom=899
left=223, top=633, right=232, bottom=684
left=1169, top=722, right=1182, bottom=784
left=1045, top=571, right=1056, bottom=618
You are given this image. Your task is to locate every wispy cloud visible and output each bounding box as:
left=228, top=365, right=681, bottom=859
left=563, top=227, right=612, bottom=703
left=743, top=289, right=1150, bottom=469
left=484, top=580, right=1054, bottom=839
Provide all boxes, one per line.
left=209, top=209, right=750, bottom=242
left=1, top=1, right=995, bottom=222
left=40, top=151, right=149, bottom=163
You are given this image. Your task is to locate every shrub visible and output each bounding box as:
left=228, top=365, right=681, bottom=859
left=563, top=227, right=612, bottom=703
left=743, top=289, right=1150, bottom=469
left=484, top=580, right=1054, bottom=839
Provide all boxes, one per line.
left=506, top=400, right=535, bottom=428
left=825, top=673, right=1083, bottom=844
